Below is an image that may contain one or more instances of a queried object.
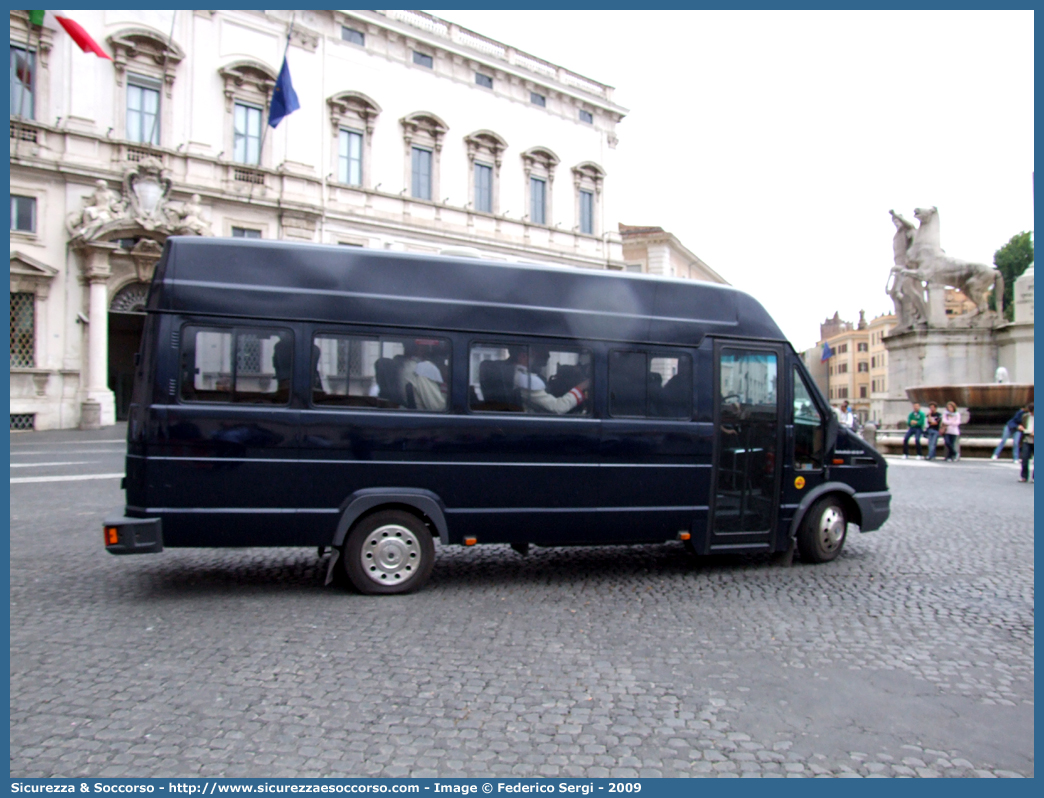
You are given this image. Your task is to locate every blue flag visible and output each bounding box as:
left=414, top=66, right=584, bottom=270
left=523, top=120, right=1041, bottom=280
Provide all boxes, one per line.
left=820, top=341, right=834, bottom=362
left=269, top=55, right=300, bottom=128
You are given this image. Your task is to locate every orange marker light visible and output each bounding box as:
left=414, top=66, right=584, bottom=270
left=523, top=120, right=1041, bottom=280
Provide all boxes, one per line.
left=105, top=527, right=119, bottom=546
left=464, top=537, right=477, bottom=546
left=678, top=532, right=691, bottom=541
left=832, top=458, right=845, bottom=465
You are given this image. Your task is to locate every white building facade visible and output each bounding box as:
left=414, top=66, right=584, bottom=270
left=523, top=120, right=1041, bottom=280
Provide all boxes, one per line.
left=10, top=9, right=628, bottom=429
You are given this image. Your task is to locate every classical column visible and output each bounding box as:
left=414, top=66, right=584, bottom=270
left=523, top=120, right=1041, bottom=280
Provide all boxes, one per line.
left=75, top=241, right=118, bottom=428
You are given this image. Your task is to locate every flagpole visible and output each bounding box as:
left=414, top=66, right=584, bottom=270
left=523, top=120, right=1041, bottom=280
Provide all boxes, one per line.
left=16, top=14, right=34, bottom=120
left=256, top=12, right=295, bottom=171
left=145, top=9, right=177, bottom=147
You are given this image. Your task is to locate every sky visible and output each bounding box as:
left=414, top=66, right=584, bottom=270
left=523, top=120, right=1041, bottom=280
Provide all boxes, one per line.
left=431, top=9, right=1034, bottom=348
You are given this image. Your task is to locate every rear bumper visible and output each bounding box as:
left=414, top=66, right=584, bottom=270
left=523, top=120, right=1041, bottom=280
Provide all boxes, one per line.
left=853, top=491, right=891, bottom=532
left=103, top=510, right=163, bottom=554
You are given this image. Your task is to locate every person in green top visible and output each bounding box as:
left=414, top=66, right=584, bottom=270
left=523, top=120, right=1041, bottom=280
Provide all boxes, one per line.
left=903, top=401, right=926, bottom=458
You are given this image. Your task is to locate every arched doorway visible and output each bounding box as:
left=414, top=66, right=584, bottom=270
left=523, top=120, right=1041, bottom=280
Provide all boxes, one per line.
left=108, top=281, right=149, bottom=420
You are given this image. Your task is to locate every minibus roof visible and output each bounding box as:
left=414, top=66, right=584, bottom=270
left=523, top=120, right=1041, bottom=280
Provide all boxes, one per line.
left=151, top=237, right=787, bottom=347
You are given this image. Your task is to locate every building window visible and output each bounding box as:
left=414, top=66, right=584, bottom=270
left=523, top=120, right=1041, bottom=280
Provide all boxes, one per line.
left=571, top=161, right=605, bottom=237
left=231, top=227, right=262, bottom=239
left=578, top=109, right=593, bottom=124
left=465, top=130, right=507, bottom=216
left=401, top=111, right=447, bottom=205
left=412, top=146, right=433, bottom=200
left=338, top=129, right=363, bottom=186
left=474, top=162, right=493, bottom=213
left=10, top=195, right=35, bottom=232
left=530, top=91, right=545, bottom=107
left=342, top=26, right=364, bottom=46
left=857, top=342, right=868, bottom=352
left=530, top=177, right=546, bottom=225
left=860, top=386, right=868, bottom=399
left=522, top=147, right=558, bottom=227
left=475, top=73, right=493, bottom=89
left=412, top=51, right=433, bottom=69
left=837, top=363, right=848, bottom=374
left=10, top=45, right=34, bottom=118
left=836, top=343, right=848, bottom=354
left=233, top=102, right=263, bottom=165
left=328, top=92, right=381, bottom=191
left=578, top=189, right=594, bottom=235
left=857, top=362, right=869, bottom=373
left=10, top=292, right=35, bottom=368
left=126, top=74, right=161, bottom=145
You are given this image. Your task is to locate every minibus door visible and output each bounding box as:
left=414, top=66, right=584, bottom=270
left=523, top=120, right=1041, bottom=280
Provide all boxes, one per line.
left=783, top=365, right=828, bottom=520
left=708, top=344, right=783, bottom=550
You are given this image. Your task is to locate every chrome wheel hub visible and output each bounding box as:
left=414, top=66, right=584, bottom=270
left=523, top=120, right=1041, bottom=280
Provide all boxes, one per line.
left=360, top=524, right=420, bottom=585
left=818, top=507, right=845, bottom=551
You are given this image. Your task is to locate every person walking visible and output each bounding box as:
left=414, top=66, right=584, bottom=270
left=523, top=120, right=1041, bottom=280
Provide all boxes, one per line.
left=1017, top=403, right=1033, bottom=482
left=902, top=401, right=926, bottom=459
left=941, top=401, right=961, bottom=462
left=839, top=400, right=856, bottom=431
left=924, top=402, right=942, bottom=461
left=991, top=405, right=1026, bottom=462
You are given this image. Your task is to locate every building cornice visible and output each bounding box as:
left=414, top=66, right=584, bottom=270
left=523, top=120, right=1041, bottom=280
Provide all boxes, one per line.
left=335, top=10, right=628, bottom=119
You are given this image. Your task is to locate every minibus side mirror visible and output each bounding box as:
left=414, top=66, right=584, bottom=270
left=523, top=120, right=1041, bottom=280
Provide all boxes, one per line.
left=825, top=413, right=838, bottom=453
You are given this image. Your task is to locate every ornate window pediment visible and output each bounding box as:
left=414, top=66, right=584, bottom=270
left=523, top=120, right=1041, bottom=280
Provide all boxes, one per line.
left=465, top=130, right=508, bottom=167
left=10, top=250, right=58, bottom=298
left=522, top=146, right=560, bottom=175
left=400, top=111, right=449, bottom=151
left=108, top=27, right=185, bottom=97
left=328, top=91, right=381, bottom=135
left=572, top=161, right=606, bottom=186
left=219, top=59, right=278, bottom=111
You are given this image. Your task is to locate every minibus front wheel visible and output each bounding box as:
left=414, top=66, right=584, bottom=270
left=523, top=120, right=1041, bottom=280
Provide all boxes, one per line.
left=797, top=495, right=847, bottom=563
left=342, top=509, right=436, bottom=595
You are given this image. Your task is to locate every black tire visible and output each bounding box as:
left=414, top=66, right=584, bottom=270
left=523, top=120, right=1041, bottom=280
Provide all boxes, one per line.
left=342, top=510, right=435, bottom=595
left=796, top=496, right=847, bottom=563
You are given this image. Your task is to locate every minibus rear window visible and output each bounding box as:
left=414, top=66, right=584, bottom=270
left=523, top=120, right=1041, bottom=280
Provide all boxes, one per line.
left=179, top=326, right=292, bottom=405
left=312, top=334, right=450, bottom=411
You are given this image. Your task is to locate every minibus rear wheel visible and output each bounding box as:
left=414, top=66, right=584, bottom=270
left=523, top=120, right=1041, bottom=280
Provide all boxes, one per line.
left=343, top=510, right=435, bottom=595
left=797, top=496, right=847, bottom=563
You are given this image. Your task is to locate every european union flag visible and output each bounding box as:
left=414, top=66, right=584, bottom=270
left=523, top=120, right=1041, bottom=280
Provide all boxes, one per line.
left=269, top=55, right=300, bottom=128
left=820, top=342, right=834, bottom=362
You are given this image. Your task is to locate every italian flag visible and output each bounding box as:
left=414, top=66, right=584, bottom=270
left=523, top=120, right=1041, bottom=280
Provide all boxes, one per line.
left=28, top=11, right=111, bottom=59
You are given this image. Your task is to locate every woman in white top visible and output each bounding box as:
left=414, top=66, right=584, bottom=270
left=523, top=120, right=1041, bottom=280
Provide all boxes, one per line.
left=941, top=401, right=961, bottom=461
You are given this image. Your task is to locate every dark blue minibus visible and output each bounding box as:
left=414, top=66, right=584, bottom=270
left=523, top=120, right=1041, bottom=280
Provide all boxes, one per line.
left=104, top=238, right=890, bottom=594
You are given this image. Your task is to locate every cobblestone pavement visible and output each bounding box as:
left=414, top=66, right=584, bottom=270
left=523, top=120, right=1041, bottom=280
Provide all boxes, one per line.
left=10, top=428, right=1034, bottom=777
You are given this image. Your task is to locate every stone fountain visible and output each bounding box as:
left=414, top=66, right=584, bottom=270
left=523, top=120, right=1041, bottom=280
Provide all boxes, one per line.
left=881, top=208, right=1033, bottom=446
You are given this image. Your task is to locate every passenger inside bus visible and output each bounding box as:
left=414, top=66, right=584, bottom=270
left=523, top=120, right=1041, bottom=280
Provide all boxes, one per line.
left=512, top=346, right=589, bottom=414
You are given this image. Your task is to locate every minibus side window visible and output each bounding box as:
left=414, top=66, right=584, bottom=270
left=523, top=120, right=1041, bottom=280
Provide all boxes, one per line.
left=793, top=368, right=824, bottom=470
left=609, top=351, right=692, bottom=419
left=180, top=326, right=292, bottom=405
left=312, top=334, right=449, bottom=411
left=468, top=343, right=590, bottom=415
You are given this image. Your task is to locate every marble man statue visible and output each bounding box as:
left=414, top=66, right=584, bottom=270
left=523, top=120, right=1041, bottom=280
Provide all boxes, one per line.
left=887, top=210, right=928, bottom=328
left=67, top=179, right=124, bottom=240
left=174, top=194, right=210, bottom=236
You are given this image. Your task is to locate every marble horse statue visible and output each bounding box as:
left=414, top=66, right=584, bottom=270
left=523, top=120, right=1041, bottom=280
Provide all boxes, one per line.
left=903, top=205, right=1004, bottom=318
